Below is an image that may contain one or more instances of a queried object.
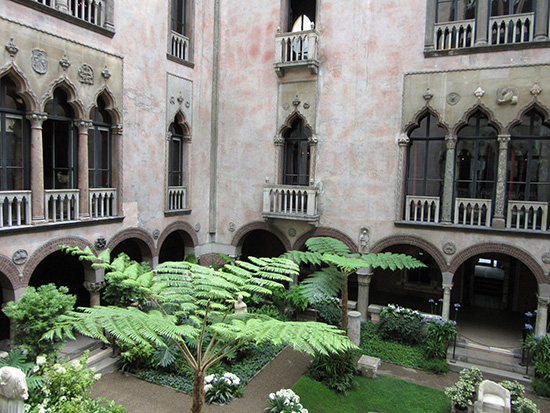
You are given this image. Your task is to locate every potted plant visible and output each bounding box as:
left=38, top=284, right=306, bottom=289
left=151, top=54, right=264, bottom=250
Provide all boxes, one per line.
left=445, top=380, right=475, bottom=412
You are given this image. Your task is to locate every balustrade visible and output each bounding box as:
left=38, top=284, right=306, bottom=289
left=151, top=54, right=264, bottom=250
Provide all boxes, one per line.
left=170, top=31, right=190, bottom=61
left=490, top=13, right=534, bottom=45
left=45, top=189, right=79, bottom=223
left=274, top=29, right=319, bottom=76
left=167, top=186, right=187, bottom=211
left=31, top=0, right=106, bottom=26
left=506, top=200, right=548, bottom=231
left=0, top=191, right=32, bottom=228
left=405, top=196, right=440, bottom=223
left=454, top=198, right=492, bottom=226
left=434, top=19, right=475, bottom=50
left=90, top=188, right=117, bottom=218
left=263, top=184, right=318, bottom=221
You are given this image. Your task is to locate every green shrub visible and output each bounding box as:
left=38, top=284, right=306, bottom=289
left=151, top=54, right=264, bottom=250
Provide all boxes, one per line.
left=267, top=389, right=308, bottom=413
left=136, top=369, right=193, bottom=393
left=204, top=372, right=243, bottom=405
left=307, top=351, right=356, bottom=393
left=424, top=319, right=456, bottom=359
left=378, top=304, right=424, bottom=345
left=419, top=357, right=448, bottom=374
left=526, top=334, right=550, bottom=380
left=500, top=380, right=540, bottom=413
left=314, top=298, right=341, bottom=326
left=103, top=253, right=152, bottom=307
left=3, top=284, right=76, bottom=357
left=118, top=342, right=156, bottom=372
left=515, top=397, right=541, bottom=413
left=458, top=367, right=483, bottom=388
left=531, top=377, right=550, bottom=398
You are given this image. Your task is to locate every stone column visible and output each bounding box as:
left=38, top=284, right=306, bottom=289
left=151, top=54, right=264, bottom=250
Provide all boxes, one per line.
left=347, top=311, right=362, bottom=346
left=535, top=296, right=550, bottom=337
left=83, top=281, right=106, bottom=307
left=274, top=135, right=284, bottom=184
left=493, top=135, right=510, bottom=229
left=534, top=0, right=549, bottom=41
left=111, top=124, right=123, bottom=216
left=424, top=0, right=436, bottom=50
left=308, top=135, right=318, bottom=183
left=396, top=133, right=409, bottom=220
left=104, top=0, right=116, bottom=31
left=27, top=113, right=48, bottom=223
left=55, top=0, right=69, bottom=13
left=356, top=266, right=373, bottom=322
left=474, top=0, right=490, bottom=46
left=441, top=135, right=457, bottom=224
left=441, top=272, right=454, bottom=321
left=76, top=120, right=92, bottom=220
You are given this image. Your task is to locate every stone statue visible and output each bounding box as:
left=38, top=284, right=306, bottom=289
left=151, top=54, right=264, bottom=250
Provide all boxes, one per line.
left=234, top=294, right=247, bottom=314
left=0, top=366, right=28, bottom=413
left=359, top=227, right=370, bottom=254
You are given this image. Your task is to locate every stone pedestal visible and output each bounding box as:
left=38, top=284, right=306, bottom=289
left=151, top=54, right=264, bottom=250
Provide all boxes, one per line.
left=347, top=310, right=361, bottom=346
left=357, top=355, right=381, bottom=378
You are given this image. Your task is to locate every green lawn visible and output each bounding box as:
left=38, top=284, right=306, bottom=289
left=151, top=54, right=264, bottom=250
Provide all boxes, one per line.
left=293, top=375, right=451, bottom=413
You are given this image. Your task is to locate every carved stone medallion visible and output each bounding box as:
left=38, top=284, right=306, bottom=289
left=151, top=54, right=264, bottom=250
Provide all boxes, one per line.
left=152, top=229, right=160, bottom=240
left=447, top=92, right=460, bottom=105
left=194, top=223, right=201, bottom=232
left=496, top=87, right=518, bottom=105
left=443, top=242, right=456, bottom=255
left=288, top=227, right=297, bottom=237
left=12, top=249, right=28, bottom=265
left=31, top=49, right=48, bottom=74
left=228, top=222, right=236, bottom=232
left=78, top=64, right=94, bottom=85
left=95, top=236, right=107, bottom=250
left=542, top=252, right=550, bottom=264
left=283, top=102, right=290, bottom=111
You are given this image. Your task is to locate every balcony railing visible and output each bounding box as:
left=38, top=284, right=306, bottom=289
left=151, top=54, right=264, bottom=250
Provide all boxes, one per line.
left=434, top=19, right=475, bottom=50
left=262, top=184, right=319, bottom=224
left=274, top=28, right=319, bottom=77
left=170, top=31, right=190, bottom=61
left=490, top=13, right=534, bottom=45
left=45, top=189, right=79, bottom=223
left=167, top=186, right=187, bottom=211
left=0, top=191, right=32, bottom=228
left=405, top=196, right=440, bottom=223
left=32, top=0, right=106, bottom=26
left=90, top=188, right=117, bottom=218
left=454, top=198, right=492, bottom=226
left=506, top=200, right=548, bottom=231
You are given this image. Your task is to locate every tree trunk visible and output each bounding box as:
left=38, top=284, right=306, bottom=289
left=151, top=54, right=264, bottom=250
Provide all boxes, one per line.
left=340, top=276, right=349, bottom=332
left=191, top=368, right=206, bottom=413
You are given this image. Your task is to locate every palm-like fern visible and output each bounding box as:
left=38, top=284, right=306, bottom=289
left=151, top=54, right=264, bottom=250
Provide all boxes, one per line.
left=49, top=246, right=356, bottom=413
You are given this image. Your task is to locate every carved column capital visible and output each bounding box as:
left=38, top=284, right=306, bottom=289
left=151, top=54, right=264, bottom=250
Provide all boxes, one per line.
left=83, top=281, right=106, bottom=293
left=26, top=112, right=48, bottom=128
left=112, top=124, right=123, bottom=135
left=308, top=135, right=318, bottom=145
left=274, top=135, right=285, bottom=146
left=497, top=134, right=511, bottom=148
left=445, top=135, right=457, bottom=149
left=537, top=295, right=550, bottom=307
left=397, top=133, right=409, bottom=147
left=75, top=119, right=92, bottom=133
left=182, top=134, right=192, bottom=143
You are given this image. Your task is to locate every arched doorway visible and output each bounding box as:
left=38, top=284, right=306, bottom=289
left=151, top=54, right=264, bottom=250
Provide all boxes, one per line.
left=29, top=251, right=87, bottom=308
left=159, top=230, right=194, bottom=263
left=111, top=239, right=145, bottom=263
left=240, top=230, right=286, bottom=259
left=0, top=272, right=13, bottom=343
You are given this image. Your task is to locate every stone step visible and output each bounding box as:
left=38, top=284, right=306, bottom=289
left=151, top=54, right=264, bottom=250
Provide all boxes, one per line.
left=87, top=347, right=119, bottom=375
left=448, top=360, right=533, bottom=386
left=58, top=334, right=103, bottom=360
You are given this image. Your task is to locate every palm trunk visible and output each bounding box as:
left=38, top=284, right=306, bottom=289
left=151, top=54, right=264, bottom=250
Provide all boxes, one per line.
left=191, top=368, right=206, bottom=413
left=340, top=276, right=349, bottom=374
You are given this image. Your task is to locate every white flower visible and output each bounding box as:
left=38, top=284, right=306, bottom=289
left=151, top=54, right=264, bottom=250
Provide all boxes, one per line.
left=204, top=374, right=216, bottom=384
left=59, top=396, right=67, bottom=402
left=204, top=384, right=213, bottom=392
left=94, top=373, right=102, bottom=381
left=56, top=366, right=66, bottom=375
left=269, top=393, right=275, bottom=400
left=36, top=355, right=47, bottom=366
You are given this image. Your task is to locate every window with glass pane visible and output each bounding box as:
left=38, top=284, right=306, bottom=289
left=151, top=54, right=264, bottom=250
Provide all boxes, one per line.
left=88, top=97, right=112, bottom=188
left=455, top=111, right=498, bottom=199
left=168, top=122, right=183, bottom=187
left=172, top=0, right=187, bottom=35
left=436, top=0, right=476, bottom=22
left=283, top=118, right=310, bottom=186
left=43, top=89, right=77, bottom=189
left=406, top=114, right=446, bottom=197
left=490, top=0, right=532, bottom=16
left=0, top=77, right=28, bottom=191
left=508, top=109, right=550, bottom=202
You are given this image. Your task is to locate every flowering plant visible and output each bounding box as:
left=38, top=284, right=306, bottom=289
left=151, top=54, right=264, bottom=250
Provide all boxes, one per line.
left=445, top=380, right=476, bottom=409
left=204, top=372, right=243, bottom=405
left=424, top=319, right=457, bottom=358
left=266, top=389, right=308, bottom=413
left=379, top=304, right=424, bottom=344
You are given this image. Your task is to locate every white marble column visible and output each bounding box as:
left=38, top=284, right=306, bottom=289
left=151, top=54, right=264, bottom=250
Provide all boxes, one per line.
left=441, top=272, right=454, bottom=321
left=76, top=120, right=92, bottom=220
left=535, top=296, right=550, bottom=337
left=356, top=266, right=373, bottom=322
left=396, top=133, right=409, bottom=220
left=441, top=135, right=457, bottom=223
left=347, top=310, right=362, bottom=345
left=55, top=0, right=69, bottom=13
left=534, top=0, right=550, bottom=41
left=493, top=135, right=510, bottom=229
left=27, top=113, right=48, bottom=223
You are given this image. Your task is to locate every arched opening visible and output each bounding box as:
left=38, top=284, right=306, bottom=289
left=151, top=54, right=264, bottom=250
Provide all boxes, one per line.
left=452, top=253, right=537, bottom=347
left=370, top=244, right=442, bottom=312
left=159, top=230, right=194, bottom=263
left=110, top=239, right=145, bottom=263
left=288, top=0, right=316, bottom=31
left=282, top=117, right=311, bottom=186
left=240, top=230, right=286, bottom=259
left=0, top=271, right=12, bottom=344
left=29, top=251, right=87, bottom=308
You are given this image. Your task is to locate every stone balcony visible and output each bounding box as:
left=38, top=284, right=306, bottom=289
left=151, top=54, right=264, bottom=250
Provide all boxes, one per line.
left=274, top=27, right=320, bottom=78
left=262, top=184, right=319, bottom=225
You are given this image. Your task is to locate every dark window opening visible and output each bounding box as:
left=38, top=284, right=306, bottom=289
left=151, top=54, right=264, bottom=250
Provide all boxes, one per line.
left=436, top=0, right=476, bottom=23
left=289, top=0, right=316, bottom=31
left=283, top=118, right=311, bottom=186
left=168, top=122, right=184, bottom=187
left=88, top=96, right=112, bottom=188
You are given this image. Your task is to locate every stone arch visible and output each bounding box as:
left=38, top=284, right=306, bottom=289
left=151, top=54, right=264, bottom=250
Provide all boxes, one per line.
left=449, top=243, right=545, bottom=283
left=41, top=77, right=85, bottom=119
left=106, top=227, right=156, bottom=260
left=505, top=101, right=550, bottom=133
left=0, top=62, right=38, bottom=111
left=292, top=227, right=358, bottom=253
left=402, top=105, right=450, bottom=135
left=277, top=110, right=315, bottom=137
left=21, top=237, right=96, bottom=286
left=452, top=102, right=503, bottom=136
left=169, top=110, right=191, bottom=138
left=157, top=221, right=198, bottom=255
left=231, top=221, right=291, bottom=251
left=0, top=254, right=22, bottom=293
left=370, top=235, right=449, bottom=274
left=88, top=86, right=123, bottom=124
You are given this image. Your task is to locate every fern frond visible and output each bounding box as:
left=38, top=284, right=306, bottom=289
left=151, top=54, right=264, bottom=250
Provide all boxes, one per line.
left=361, top=252, right=425, bottom=270
left=305, top=237, right=351, bottom=255
left=298, top=267, right=346, bottom=304
left=280, top=250, right=323, bottom=266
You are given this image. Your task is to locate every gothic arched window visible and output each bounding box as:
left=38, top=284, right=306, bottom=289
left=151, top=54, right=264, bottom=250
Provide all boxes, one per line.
left=88, top=96, right=112, bottom=188
left=283, top=117, right=311, bottom=186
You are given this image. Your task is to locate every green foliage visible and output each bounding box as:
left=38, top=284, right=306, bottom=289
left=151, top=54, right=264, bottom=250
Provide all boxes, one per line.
left=445, top=380, right=475, bottom=408
left=419, top=357, right=449, bottom=374
left=118, top=342, right=156, bottom=372
left=3, top=284, right=76, bottom=357
left=424, top=319, right=457, bottom=358
left=293, top=375, right=451, bottom=413
left=0, top=349, right=44, bottom=392
left=306, top=351, right=356, bottom=393
left=305, top=237, right=351, bottom=255
left=136, top=369, right=193, bottom=393
left=266, top=389, right=308, bottom=413
left=313, top=298, right=341, bottom=327
left=531, top=377, right=550, bottom=398
left=515, top=397, right=541, bottom=413
left=204, top=372, right=243, bottom=405
left=103, top=253, right=153, bottom=307
left=499, top=380, right=539, bottom=412
left=378, top=304, right=424, bottom=345
left=526, top=334, right=550, bottom=379
left=458, top=367, right=483, bottom=388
